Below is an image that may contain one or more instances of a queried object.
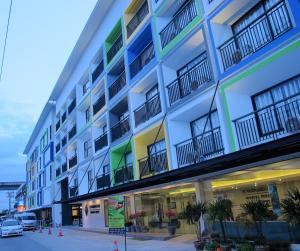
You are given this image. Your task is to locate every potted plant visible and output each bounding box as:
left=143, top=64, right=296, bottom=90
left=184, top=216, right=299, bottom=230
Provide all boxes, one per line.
left=280, top=188, right=300, bottom=251
left=208, top=198, right=233, bottom=250
left=165, top=210, right=177, bottom=236
left=181, top=202, right=207, bottom=251
left=241, top=199, right=276, bottom=251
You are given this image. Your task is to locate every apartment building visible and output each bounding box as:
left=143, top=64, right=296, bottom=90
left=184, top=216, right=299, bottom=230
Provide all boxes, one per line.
left=24, top=0, right=300, bottom=240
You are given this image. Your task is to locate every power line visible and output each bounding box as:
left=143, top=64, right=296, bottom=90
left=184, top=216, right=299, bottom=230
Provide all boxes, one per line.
left=0, top=0, right=13, bottom=81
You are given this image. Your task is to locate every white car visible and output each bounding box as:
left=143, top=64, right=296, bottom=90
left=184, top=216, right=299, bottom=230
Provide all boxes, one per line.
left=0, top=220, right=23, bottom=237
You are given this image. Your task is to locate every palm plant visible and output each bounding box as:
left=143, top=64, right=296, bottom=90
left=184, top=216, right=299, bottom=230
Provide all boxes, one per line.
left=208, top=199, right=233, bottom=243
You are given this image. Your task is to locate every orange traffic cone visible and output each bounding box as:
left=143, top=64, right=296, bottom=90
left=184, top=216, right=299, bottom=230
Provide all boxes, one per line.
left=48, top=227, right=52, bottom=235
left=57, top=228, right=63, bottom=237
left=113, top=240, right=118, bottom=251
left=39, top=225, right=43, bottom=233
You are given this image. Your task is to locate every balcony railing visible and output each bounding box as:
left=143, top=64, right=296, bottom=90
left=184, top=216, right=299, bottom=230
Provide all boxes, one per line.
left=126, top=0, right=149, bottom=38
left=95, top=133, right=108, bottom=152
left=55, top=143, right=61, bottom=154
left=175, top=127, right=224, bottom=168
left=130, top=42, right=155, bottom=78
left=167, top=53, right=212, bottom=105
left=56, top=120, right=60, bottom=131
left=109, top=71, right=126, bottom=99
left=134, top=94, right=161, bottom=127
left=219, top=1, right=292, bottom=71
left=69, top=155, right=77, bottom=169
left=62, top=162, right=67, bottom=173
left=61, top=112, right=67, bottom=124
left=114, top=165, right=134, bottom=184
left=92, top=61, right=104, bottom=83
left=68, top=99, right=76, bottom=115
left=139, top=149, right=168, bottom=179
left=111, top=116, right=130, bottom=142
left=61, top=136, right=67, bottom=147
left=107, top=34, right=123, bottom=63
left=93, top=94, right=105, bottom=115
left=96, top=174, right=111, bottom=190
left=56, top=168, right=61, bottom=177
left=69, top=186, right=78, bottom=198
left=68, top=126, right=76, bottom=140
left=234, top=95, right=300, bottom=150
left=159, top=0, right=197, bottom=49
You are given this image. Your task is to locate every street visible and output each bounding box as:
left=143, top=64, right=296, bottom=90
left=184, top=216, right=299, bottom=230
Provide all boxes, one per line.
left=0, top=228, right=195, bottom=251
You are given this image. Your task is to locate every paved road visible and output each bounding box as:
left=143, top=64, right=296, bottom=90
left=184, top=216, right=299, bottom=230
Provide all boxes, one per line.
left=0, top=228, right=195, bottom=251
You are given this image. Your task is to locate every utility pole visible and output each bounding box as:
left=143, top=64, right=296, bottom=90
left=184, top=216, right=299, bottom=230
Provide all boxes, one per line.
left=7, top=191, right=14, bottom=216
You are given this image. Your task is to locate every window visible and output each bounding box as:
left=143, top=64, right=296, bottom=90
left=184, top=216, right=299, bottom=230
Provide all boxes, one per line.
left=83, top=81, right=90, bottom=96
left=148, top=140, right=166, bottom=155
left=119, top=111, right=129, bottom=121
left=102, top=125, right=107, bottom=135
left=103, top=164, right=109, bottom=175
left=191, top=110, right=220, bottom=137
left=85, top=107, right=91, bottom=123
left=125, top=152, right=133, bottom=167
left=50, top=165, right=52, bottom=181
left=252, top=75, right=300, bottom=136
left=146, top=85, right=158, bottom=101
left=74, top=177, right=78, bottom=187
left=40, top=130, right=48, bottom=153
left=84, top=140, right=92, bottom=159
left=177, top=53, right=207, bottom=77
left=49, top=126, right=52, bottom=140
left=87, top=170, right=93, bottom=189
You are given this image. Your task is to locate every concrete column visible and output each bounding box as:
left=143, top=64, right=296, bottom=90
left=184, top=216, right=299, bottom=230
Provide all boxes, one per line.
left=194, top=181, right=206, bottom=203
left=129, top=195, right=136, bottom=214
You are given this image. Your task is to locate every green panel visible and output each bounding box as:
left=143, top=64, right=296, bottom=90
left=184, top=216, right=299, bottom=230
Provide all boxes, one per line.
left=220, top=39, right=300, bottom=152
left=105, top=18, right=123, bottom=52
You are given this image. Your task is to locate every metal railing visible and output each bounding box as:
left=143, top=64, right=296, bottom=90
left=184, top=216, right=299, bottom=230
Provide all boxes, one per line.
left=111, top=116, right=130, bottom=142
left=107, top=34, right=123, bottom=63
left=56, top=121, right=60, bottom=131
left=94, top=133, right=108, bottom=152
left=114, top=164, right=134, bottom=184
left=61, top=112, right=67, bottom=124
left=109, top=71, right=126, bottom=99
left=69, top=155, right=77, bottom=169
left=62, top=162, right=67, bottom=173
left=96, top=173, right=110, bottom=190
left=92, top=61, right=104, bottom=83
left=167, top=53, right=212, bottom=105
left=130, top=42, right=155, bottom=78
left=61, top=136, right=67, bottom=147
left=69, top=186, right=78, bottom=198
left=175, top=127, right=224, bottom=168
left=93, top=94, right=105, bottom=115
left=68, top=99, right=76, bottom=115
left=55, top=143, right=60, bottom=154
left=219, top=1, right=292, bottom=70
left=68, top=126, right=76, bottom=140
left=127, top=0, right=149, bottom=38
left=159, top=0, right=197, bottom=49
left=234, top=95, right=300, bottom=150
left=134, top=94, right=161, bottom=127
left=139, top=149, right=168, bottom=179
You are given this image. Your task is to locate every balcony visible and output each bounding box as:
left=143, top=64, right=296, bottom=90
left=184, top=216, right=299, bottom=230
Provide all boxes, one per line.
left=96, top=174, right=110, bottom=190
left=61, top=136, right=67, bottom=147
left=68, top=99, right=76, bottom=115
left=92, top=61, right=104, bottom=83
left=69, top=155, right=77, bottom=169
left=111, top=117, right=130, bottom=142
left=61, top=112, right=67, bottom=124
left=175, top=127, right=224, bottom=168
left=159, top=0, right=197, bottom=49
left=93, top=94, right=105, bottom=115
left=114, top=165, right=134, bottom=184
left=130, top=42, right=155, bottom=78
left=56, top=120, right=60, bottom=131
left=139, top=149, right=168, bottom=179
left=167, top=53, right=212, bottom=105
left=134, top=94, right=161, bottom=127
left=234, top=95, right=300, bottom=150
left=55, top=143, right=61, bottom=154
left=109, top=71, right=126, bottom=99
left=68, top=126, right=76, bottom=140
left=95, top=133, right=108, bottom=152
left=126, top=0, right=149, bottom=38
left=107, top=34, right=123, bottom=64
left=62, top=162, right=67, bottom=173
left=56, top=168, right=61, bottom=177
left=219, top=1, right=292, bottom=71
left=69, top=186, right=78, bottom=198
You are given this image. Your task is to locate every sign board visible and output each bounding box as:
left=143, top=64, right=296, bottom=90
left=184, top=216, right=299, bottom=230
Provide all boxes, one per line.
left=108, top=196, right=124, bottom=229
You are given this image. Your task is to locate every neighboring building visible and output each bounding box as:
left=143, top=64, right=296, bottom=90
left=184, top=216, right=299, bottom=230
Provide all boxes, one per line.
left=24, top=0, right=300, bottom=240
left=15, top=184, right=26, bottom=212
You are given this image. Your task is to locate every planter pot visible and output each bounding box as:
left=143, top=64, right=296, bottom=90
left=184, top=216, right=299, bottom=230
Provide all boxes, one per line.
left=193, top=240, right=205, bottom=251
left=168, top=226, right=176, bottom=236
left=290, top=244, right=300, bottom=251
left=254, top=245, right=270, bottom=251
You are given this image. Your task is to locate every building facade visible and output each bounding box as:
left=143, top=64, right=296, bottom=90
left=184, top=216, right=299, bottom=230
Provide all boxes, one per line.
left=24, top=0, right=300, bottom=240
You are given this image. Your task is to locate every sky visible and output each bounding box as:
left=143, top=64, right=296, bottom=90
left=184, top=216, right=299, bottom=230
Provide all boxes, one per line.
left=0, top=0, right=97, bottom=210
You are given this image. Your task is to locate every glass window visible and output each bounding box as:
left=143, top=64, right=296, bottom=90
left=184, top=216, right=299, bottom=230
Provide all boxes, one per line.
left=125, top=152, right=133, bottom=167
left=148, top=140, right=166, bottom=155
left=146, top=85, right=158, bottom=101
left=84, top=140, right=92, bottom=159
left=191, top=110, right=220, bottom=137
left=119, top=111, right=129, bottom=121
left=87, top=170, right=93, bottom=189
left=85, top=107, right=91, bottom=123
left=82, top=81, right=90, bottom=95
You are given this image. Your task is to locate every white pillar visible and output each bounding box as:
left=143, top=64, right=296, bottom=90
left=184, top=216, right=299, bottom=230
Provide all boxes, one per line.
left=194, top=181, right=206, bottom=203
